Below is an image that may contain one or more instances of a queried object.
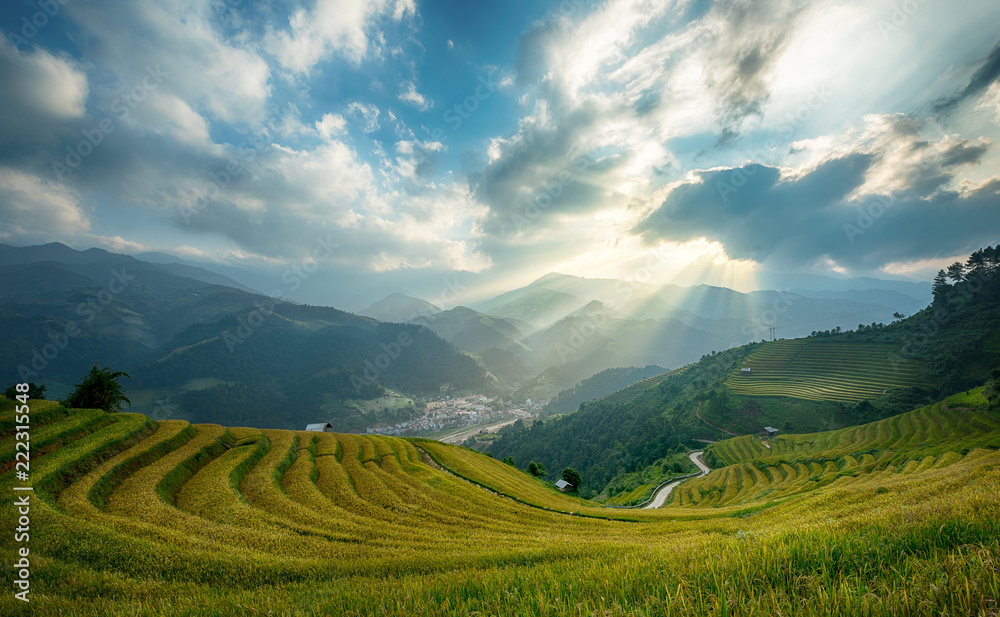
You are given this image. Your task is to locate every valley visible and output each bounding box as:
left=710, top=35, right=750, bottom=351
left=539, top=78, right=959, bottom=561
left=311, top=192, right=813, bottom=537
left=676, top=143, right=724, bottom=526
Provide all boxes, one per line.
left=1, top=242, right=998, bottom=616
left=2, top=386, right=998, bottom=615
left=4, top=2, right=999, bottom=614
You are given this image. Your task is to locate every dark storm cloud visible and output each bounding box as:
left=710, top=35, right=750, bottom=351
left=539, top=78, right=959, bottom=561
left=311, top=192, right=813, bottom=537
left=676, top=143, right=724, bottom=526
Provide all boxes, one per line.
left=633, top=139, right=1000, bottom=270
left=634, top=153, right=873, bottom=263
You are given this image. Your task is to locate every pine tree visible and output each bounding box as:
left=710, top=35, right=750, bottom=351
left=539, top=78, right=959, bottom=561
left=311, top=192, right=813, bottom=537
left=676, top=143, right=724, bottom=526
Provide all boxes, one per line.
left=946, top=261, right=966, bottom=283
left=932, top=269, right=951, bottom=302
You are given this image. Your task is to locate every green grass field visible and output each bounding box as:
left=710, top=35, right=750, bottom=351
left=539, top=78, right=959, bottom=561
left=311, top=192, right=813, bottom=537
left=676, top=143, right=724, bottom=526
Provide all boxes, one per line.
left=725, top=338, right=928, bottom=402
left=2, top=391, right=999, bottom=616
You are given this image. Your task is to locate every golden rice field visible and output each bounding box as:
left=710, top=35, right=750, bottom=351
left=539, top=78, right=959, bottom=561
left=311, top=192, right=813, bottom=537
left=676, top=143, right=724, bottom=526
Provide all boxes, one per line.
left=1, top=391, right=998, bottom=616
left=725, top=339, right=928, bottom=402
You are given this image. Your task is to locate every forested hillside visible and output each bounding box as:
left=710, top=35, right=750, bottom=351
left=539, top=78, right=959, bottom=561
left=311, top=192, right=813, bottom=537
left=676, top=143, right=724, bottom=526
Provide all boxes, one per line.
left=0, top=245, right=491, bottom=430
left=541, top=365, right=666, bottom=416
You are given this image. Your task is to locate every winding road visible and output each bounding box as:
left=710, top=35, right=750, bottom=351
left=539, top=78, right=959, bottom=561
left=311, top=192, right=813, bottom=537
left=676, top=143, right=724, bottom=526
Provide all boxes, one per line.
left=642, top=450, right=711, bottom=509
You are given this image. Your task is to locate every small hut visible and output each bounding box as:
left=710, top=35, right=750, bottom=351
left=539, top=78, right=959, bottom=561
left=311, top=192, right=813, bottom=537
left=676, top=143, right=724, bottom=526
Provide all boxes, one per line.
left=305, top=422, right=333, bottom=432
left=554, top=479, right=572, bottom=492
left=760, top=426, right=779, bottom=439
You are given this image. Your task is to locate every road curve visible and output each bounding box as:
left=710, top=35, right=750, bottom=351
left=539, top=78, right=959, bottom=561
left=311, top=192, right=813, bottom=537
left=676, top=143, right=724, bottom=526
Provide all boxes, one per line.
left=643, top=450, right=710, bottom=509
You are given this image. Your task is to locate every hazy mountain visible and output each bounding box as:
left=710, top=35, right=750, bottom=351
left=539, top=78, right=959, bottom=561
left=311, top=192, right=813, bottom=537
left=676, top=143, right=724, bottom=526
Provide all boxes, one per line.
left=409, top=306, right=526, bottom=353
left=755, top=271, right=932, bottom=297
left=0, top=243, right=257, bottom=295
left=360, top=292, right=441, bottom=323
left=135, top=251, right=265, bottom=293
left=481, top=272, right=930, bottom=349
left=473, top=286, right=591, bottom=329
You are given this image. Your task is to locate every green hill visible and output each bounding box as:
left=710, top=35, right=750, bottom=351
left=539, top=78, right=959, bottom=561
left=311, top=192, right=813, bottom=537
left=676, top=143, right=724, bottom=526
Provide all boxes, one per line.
left=689, top=389, right=1000, bottom=507
left=724, top=338, right=928, bottom=402
left=1, top=390, right=998, bottom=616
left=597, top=365, right=688, bottom=405
left=541, top=364, right=667, bottom=415
left=0, top=245, right=492, bottom=430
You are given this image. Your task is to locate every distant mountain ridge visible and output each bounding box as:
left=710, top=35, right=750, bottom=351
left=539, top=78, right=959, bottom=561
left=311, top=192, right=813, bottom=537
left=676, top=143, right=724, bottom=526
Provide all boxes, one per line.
left=359, top=292, right=441, bottom=323
left=355, top=270, right=933, bottom=402
left=0, top=243, right=256, bottom=294
left=0, top=244, right=490, bottom=430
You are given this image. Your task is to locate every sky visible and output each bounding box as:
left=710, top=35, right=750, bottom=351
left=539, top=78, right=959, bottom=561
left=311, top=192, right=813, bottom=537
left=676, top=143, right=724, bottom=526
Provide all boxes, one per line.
left=1, top=0, right=999, bottom=307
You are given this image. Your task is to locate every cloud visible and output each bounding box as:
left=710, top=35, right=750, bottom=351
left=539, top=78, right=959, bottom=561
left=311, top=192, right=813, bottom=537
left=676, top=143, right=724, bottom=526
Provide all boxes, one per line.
left=66, top=0, right=271, bottom=127
left=398, top=80, right=432, bottom=110
left=699, top=0, right=805, bottom=140
left=0, top=167, right=90, bottom=238
left=265, top=0, right=408, bottom=74
left=316, top=113, right=347, bottom=140
left=633, top=114, right=998, bottom=271
left=346, top=102, right=381, bottom=132
left=933, top=40, right=1000, bottom=115
left=0, top=40, right=89, bottom=161
left=0, top=42, right=89, bottom=120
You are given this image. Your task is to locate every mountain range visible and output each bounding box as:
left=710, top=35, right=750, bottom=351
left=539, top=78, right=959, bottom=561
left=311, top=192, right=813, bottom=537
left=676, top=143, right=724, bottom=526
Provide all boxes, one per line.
left=0, top=242, right=934, bottom=430
left=359, top=270, right=931, bottom=400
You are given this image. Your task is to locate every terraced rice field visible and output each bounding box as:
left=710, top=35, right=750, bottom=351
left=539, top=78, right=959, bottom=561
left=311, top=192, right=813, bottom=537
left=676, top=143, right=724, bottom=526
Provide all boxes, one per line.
left=2, top=394, right=999, bottom=616
left=680, top=391, right=1000, bottom=508
left=724, top=338, right=927, bottom=402
left=597, top=367, right=687, bottom=405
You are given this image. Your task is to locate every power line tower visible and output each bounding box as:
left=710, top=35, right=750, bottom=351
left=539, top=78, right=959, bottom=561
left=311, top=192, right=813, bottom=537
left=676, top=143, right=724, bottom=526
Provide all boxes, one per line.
left=769, top=327, right=776, bottom=342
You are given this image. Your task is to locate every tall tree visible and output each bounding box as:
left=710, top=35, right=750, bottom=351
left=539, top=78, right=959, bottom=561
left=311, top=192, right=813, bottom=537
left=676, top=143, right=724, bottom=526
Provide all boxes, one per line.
left=64, top=365, right=131, bottom=412
left=983, top=245, right=999, bottom=273
left=946, top=261, right=966, bottom=283
left=932, top=269, right=951, bottom=302
left=561, top=467, right=582, bottom=492
left=967, top=249, right=987, bottom=276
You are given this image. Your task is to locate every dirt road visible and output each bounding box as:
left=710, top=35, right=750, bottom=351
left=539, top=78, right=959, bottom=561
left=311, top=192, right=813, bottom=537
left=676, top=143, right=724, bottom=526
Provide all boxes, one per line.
left=643, top=450, right=710, bottom=509
left=436, top=418, right=519, bottom=445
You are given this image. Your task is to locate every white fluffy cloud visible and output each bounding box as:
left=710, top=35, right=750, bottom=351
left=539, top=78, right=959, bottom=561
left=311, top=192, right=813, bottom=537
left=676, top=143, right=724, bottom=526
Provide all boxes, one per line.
left=68, top=0, right=271, bottom=127
left=265, top=0, right=411, bottom=74
left=398, top=81, right=432, bottom=110
left=0, top=167, right=90, bottom=238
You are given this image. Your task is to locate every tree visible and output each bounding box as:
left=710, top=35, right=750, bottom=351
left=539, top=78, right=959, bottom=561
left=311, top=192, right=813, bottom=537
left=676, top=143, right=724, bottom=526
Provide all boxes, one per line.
left=64, top=365, right=131, bottom=412
left=560, top=467, right=582, bottom=492
left=967, top=249, right=987, bottom=277
left=932, top=270, right=951, bottom=302
left=3, top=383, right=47, bottom=400
left=985, top=368, right=1000, bottom=408
left=946, top=261, right=966, bottom=283
left=985, top=245, right=999, bottom=273
left=502, top=456, right=516, bottom=467
left=528, top=461, right=546, bottom=477
left=892, top=312, right=905, bottom=321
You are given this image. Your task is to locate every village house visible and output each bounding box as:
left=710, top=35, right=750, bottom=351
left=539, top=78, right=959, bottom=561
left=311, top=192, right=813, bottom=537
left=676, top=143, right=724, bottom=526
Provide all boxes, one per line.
left=760, top=426, right=779, bottom=439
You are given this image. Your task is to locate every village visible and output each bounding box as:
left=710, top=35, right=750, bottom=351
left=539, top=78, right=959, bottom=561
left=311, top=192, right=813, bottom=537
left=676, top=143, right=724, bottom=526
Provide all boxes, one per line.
left=362, top=394, right=538, bottom=439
